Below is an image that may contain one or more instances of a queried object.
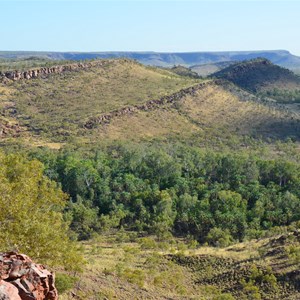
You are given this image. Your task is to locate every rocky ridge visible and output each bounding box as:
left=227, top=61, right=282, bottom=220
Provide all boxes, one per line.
left=0, top=59, right=128, bottom=83
left=84, top=79, right=225, bottom=129
left=83, top=79, right=267, bottom=129
left=0, top=252, right=58, bottom=300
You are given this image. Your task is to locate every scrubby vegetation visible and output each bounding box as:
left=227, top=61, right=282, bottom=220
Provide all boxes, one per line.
left=58, top=227, right=300, bottom=299
left=259, top=88, right=300, bottom=103
left=191, top=61, right=235, bottom=77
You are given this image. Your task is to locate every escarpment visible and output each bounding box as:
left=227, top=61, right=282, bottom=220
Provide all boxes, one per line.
left=0, top=252, right=58, bottom=300
left=84, top=79, right=225, bottom=129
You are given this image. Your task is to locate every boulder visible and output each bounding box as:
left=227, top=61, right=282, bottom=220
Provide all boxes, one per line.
left=0, top=281, right=22, bottom=300
left=0, top=252, right=58, bottom=300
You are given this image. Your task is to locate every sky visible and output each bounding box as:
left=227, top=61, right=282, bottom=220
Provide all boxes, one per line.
left=1, top=0, right=300, bottom=55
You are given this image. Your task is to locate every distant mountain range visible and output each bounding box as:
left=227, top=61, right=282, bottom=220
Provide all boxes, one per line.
left=1, top=50, right=300, bottom=71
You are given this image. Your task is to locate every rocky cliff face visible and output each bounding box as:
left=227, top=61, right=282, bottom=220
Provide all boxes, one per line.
left=0, top=252, right=58, bottom=300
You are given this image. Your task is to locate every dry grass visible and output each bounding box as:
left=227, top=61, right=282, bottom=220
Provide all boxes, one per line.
left=58, top=230, right=300, bottom=300
left=59, top=234, right=235, bottom=300
left=0, top=86, right=15, bottom=112
left=91, top=108, right=202, bottom=142
left=85, top=81, right=300, bottom=144
left=178, top=84, right=287, bottom=136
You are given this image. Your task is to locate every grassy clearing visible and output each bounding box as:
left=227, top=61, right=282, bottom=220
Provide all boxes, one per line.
left=57, top=229, right=300, bottom=300
left=60, top=236, right=174, bottom=299
left=91, top=107, right=202, bottom=142
left=58, top=233, right=237, bottom=300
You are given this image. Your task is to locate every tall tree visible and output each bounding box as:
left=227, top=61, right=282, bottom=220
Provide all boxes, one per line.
left=0, top=152, right=82, bottom=270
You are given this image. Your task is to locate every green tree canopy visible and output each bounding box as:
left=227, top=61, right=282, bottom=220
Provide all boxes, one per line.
left=0, top=152, right=82, bottom=270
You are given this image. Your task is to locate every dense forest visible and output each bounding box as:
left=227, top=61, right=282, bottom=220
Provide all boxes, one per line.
left=21, top=142, right=300, bottom=248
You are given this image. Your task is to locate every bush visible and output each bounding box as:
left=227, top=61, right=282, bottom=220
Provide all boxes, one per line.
left=244, top=229, right=263, bottom=240
left=240, top=279, right=261, bottom=300
left=115, top=227, right=131, bottom=243
left=213, top=293, right=235, bottom=300
left=121, top=268, right=145, bottom=287
left=55, top=273, right=78, bottom=294
left=138, top=237, right=157, bottom=249
left=187, top=239, right=199, bottom=249
left=206, top=228, right=234, bottom=247
left=286, top=244, right=300, bottom=263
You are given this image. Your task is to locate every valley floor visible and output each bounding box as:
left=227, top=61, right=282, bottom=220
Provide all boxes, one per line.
left=59, top=229, right=300, bottom=300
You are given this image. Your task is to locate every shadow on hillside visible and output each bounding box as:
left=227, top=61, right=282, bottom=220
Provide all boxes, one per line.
left=252, top=118, right=300, bottom=141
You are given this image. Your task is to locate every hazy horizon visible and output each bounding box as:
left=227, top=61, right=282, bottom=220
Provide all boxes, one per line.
left=0, top=49, right=297, bottom=55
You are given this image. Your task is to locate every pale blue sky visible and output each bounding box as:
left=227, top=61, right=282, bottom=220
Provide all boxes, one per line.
left=1, top=0, right=299, bottom=55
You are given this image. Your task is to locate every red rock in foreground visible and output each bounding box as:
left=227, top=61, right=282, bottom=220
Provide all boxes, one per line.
left=0, top=252, right=58, bottom=300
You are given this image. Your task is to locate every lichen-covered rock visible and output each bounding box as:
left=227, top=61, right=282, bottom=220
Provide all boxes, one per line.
left=0, top=252, right=58, bottom=300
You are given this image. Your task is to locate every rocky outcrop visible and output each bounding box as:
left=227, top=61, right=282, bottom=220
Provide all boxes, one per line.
left=0, top=252, right=58, bottom=300
left=0, top=59, right=126, bottom=83
left=84, top=79, right=225, bottom=129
